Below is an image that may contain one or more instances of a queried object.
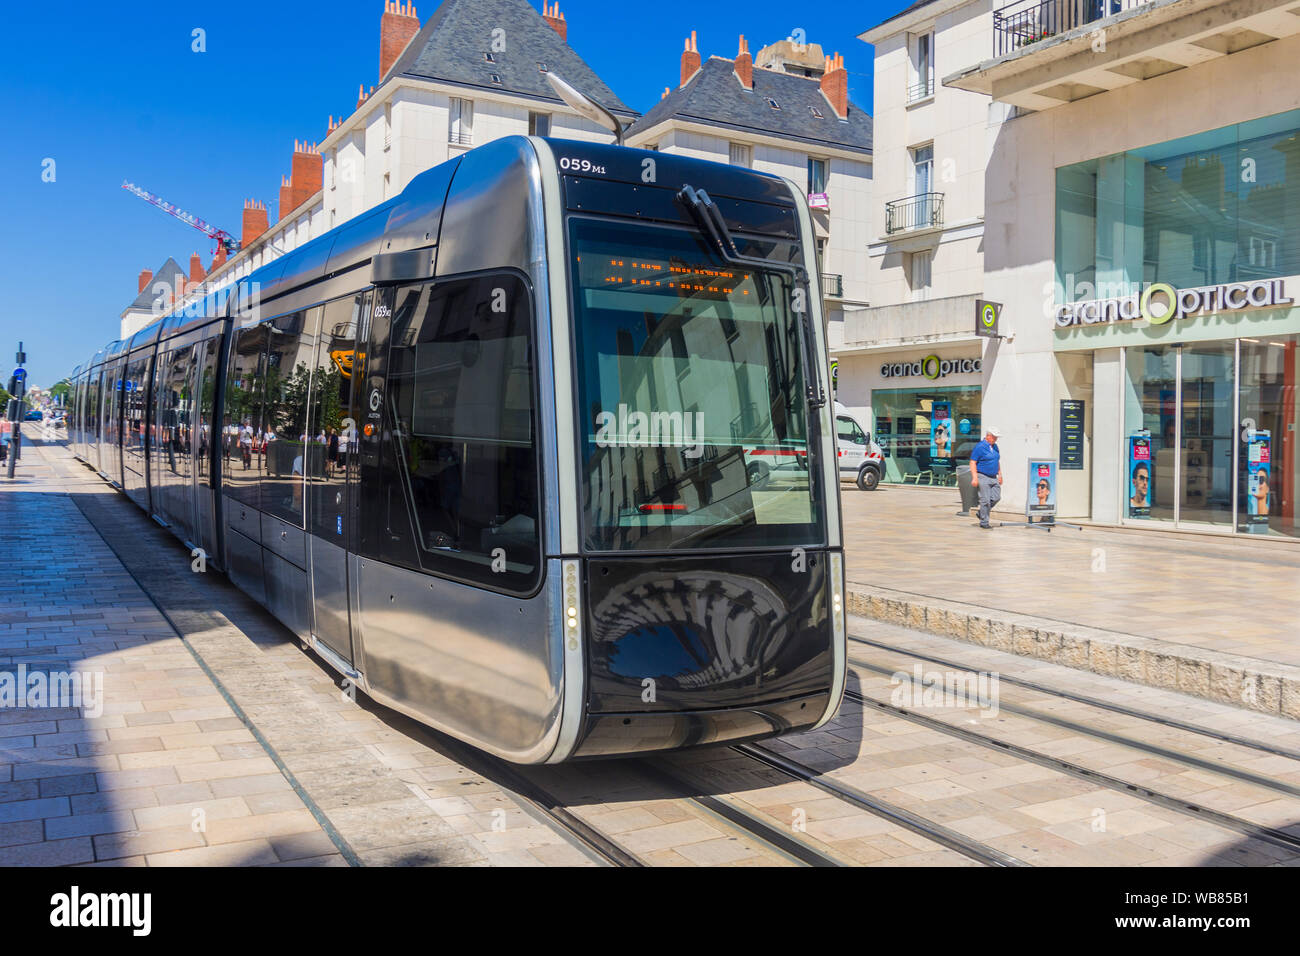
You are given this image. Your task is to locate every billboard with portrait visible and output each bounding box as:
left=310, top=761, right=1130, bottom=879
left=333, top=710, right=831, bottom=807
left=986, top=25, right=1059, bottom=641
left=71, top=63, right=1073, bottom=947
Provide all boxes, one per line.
left=1244, top=431, right=1271, bottom=532
left=1128, top=435, right=1152, bottom=518
left=1026, top=459, right=1056, bottom=518
left=930, top=400, right=953, bottom=460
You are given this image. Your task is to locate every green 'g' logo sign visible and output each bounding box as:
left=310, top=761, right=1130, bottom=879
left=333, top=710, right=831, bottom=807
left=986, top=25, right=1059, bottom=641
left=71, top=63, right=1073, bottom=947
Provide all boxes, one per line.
left=976, top=299, right=1001, bottom=337
left=980, top=303, right=997, bottom=328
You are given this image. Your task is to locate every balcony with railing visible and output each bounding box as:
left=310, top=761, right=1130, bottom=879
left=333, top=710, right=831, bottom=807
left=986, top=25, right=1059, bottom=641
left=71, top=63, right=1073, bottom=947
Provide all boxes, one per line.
left=993, top=0, right=1140, bottom=57
left=821, top=273, right=844, bottom=298
left=886, top=193, right=945, bottom=236
left=906, top=74, right=935, bottom=103
left=945, top=0, right=1300, bottom=110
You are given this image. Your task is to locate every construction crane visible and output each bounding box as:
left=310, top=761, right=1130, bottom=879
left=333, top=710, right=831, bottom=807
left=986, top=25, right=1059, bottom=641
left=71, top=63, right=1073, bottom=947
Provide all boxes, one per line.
left=121, top=181, right=240, bottom=254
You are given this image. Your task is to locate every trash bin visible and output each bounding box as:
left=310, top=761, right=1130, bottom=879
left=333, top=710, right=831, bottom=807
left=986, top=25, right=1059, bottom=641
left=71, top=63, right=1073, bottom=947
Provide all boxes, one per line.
left=956, top=465, right=978, bottom=515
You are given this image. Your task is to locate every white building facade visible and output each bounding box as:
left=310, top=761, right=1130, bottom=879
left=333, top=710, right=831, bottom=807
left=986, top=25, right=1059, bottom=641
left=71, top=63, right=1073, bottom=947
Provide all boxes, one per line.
left=625, top=34, right=874, bottom=356
left=842, top=0, right=1008, bottom=486
left=854, top=0, right=1300, bottom=542
left=163, top=0, right=634, bottom=325
left=946, top=0, right=1300, bottom=538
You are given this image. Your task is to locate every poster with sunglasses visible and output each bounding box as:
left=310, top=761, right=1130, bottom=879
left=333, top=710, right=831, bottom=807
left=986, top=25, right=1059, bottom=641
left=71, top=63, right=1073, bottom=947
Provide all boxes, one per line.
left=1128, top=435, right=1152, bottom=518
left=1026, top=459, right=1056, bottom=517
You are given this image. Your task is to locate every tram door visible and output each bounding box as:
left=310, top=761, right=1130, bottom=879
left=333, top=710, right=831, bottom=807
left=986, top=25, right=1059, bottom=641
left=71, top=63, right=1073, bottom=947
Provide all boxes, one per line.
left=308, top=293, right=369, bottom=665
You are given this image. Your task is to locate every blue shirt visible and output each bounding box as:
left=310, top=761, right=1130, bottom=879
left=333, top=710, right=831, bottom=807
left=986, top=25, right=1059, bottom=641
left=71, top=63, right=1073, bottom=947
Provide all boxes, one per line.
left=971, top=439, right=1000, bottom=477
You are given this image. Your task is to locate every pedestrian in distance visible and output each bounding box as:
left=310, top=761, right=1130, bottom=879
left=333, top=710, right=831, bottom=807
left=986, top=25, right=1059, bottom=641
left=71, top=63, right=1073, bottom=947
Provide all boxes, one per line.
left=970, top=425, right=1003, bottom=529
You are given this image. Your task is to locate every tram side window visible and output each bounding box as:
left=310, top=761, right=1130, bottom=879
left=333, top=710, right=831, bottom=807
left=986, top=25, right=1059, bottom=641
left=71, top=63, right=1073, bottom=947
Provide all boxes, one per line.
left=197, top=336, right=221, bottom=482
left=224, top=324, right=268, bottom=507
left=261, top=309, right=320, bottom=525
left=381, top=274, right=540, bottom=592
left=307, top=296, right=361, bottom=541
left=124, top=353, right=151, bottom=465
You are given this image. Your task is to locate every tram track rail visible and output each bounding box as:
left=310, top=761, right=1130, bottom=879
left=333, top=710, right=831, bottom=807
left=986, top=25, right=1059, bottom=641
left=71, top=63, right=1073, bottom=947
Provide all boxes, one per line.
left=728, top=743, right=1030, bottom=867
left=844, top=664, right=1300, bottom=858
left=850, top=641, right=1300, bottom=801
left=849, top=632, right=1300, bottom=763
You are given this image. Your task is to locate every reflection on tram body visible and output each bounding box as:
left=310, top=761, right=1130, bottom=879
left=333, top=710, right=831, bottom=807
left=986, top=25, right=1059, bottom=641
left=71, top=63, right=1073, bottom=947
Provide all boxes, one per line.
left=64, top=136, right=845, bottom=763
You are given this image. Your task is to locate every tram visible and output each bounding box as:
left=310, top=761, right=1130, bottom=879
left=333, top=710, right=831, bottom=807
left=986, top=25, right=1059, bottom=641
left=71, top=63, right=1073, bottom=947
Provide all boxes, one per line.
left=67, top=135, right=846, bottom=762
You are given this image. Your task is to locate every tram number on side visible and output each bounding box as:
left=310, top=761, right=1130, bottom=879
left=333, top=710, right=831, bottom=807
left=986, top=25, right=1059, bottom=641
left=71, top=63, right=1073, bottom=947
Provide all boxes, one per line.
left=558, top=157, right=606, bottom=175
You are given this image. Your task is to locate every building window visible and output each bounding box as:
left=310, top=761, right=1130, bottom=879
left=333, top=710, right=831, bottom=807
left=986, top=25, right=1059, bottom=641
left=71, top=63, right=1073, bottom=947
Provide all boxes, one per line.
left=912, top=144, right=934, bottom=195
left=815, top=238, right=826, bottom=270
left=909, top=32, right=934, bottom=101
left=809, top=106, right=825, bottom=119
left=729, top=142, right=752, bottom=168
left=449, top=98, right=474, bottom=146
left=808, top=157, right=827, bottom=194
left=529, top=112, right=551, bottom=137
left=1055, top=107, right=1300, bottom=302
left=384, top=102, right=392, bottom=151
left=326, top=150, right=335, bottom=190
left=767, top=98, right=781, bottom=111
left=910, top=250, right=932, bottom=301
left=873, top=386, right=982, bottom=484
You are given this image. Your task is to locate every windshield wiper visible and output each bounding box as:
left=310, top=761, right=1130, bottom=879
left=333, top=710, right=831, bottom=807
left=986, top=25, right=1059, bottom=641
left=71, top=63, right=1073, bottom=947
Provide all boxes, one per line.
left=676, top=184, right=827, bottom=411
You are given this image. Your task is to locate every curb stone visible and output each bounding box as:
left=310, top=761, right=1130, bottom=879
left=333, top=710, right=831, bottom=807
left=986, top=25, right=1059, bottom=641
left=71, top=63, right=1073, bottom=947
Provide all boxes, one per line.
left=846, top=583, right=1300, bottom=721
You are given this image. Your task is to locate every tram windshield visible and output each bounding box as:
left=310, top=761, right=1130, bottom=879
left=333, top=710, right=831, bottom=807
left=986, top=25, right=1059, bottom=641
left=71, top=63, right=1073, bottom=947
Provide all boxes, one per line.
left=569, top=216, right=825, bottom=552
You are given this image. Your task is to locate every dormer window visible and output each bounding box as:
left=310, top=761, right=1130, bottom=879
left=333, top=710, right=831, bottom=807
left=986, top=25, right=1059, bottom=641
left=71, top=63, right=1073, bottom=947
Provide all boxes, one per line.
left=809, top=106, right=824, bottom=119
left=490, top=73, right=502, bottom=85
left=538, top=61, right=548, bottom=73
left=484, top=52, right=495, bottom=63
left=767, top=98, right=781, bottom=111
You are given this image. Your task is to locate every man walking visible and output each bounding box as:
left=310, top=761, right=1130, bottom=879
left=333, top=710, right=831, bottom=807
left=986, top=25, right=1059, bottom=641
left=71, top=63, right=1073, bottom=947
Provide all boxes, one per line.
left=970, top=426, right=1003, bottom=529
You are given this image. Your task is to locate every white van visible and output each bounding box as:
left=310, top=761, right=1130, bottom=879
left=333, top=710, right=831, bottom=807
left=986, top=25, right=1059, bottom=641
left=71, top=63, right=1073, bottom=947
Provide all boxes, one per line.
left=834, top=402, right=884, bottom=491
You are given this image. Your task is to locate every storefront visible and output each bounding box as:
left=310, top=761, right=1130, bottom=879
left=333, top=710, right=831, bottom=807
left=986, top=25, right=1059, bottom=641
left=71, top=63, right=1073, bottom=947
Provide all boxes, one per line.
left=835, top=348, right=984, bottom=485
left=1053, top=109, right=1300, bottom=538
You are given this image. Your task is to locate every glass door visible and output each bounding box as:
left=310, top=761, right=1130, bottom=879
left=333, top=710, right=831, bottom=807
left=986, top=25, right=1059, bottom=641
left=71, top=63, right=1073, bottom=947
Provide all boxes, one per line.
left=1123, top=345, right=1177, bottom=524
left=1178, top=344, right=1235, bottom=529
left=1238, top=335, right=1299, bottom=537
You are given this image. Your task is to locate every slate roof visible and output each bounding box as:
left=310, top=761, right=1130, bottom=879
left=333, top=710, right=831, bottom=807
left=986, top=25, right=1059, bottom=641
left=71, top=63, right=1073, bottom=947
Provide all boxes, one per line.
left=626, top=56, right=872, bottom=154
left=122, top=257, right=186, bottom=314
left=385, top=0, right=635, bottom=116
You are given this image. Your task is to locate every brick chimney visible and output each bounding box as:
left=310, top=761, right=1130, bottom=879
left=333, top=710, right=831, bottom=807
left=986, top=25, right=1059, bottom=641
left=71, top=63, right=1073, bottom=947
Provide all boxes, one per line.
left=380, top=0, right=420, bottom=81
left=138, top=269, right=153, bottom=294
left=210, top=244, right=227, bottom=273
left=290, top=141, right=323, bottom=212
left=542, top=1, right=567, bottom=42
left=279, top=176, right=294, bottom=221
left=189, top=252, right=204, bottom=286
left=681, top=31, right=700, bottom=87
left=735, top=35, right=752, bottom=90
left=242, top=200, right=269, bottom=249
left=820, top=52, right=848, bottom=119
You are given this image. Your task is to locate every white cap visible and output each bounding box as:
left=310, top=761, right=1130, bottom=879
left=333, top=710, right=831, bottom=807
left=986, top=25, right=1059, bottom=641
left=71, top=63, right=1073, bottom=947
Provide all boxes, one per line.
left=988, top=425, right=1002, bottom=439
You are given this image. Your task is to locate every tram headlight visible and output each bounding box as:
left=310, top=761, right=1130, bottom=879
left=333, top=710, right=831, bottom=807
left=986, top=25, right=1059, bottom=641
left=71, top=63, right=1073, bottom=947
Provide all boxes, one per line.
left=829, top=552, right=845, bottom=641
left=563, top=560, right=582, bottom=651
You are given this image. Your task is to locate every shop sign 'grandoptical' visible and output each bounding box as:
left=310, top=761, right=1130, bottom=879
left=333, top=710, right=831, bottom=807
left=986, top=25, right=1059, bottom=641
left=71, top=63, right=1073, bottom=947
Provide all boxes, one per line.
left=1055, top=279, right=1292, bottom=329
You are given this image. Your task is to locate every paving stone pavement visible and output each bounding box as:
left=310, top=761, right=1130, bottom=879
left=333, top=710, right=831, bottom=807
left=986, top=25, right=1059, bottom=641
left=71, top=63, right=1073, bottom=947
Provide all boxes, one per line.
left=0, top=434, right=600, bottom=867
left=841, top=484, right=1300, bottom=716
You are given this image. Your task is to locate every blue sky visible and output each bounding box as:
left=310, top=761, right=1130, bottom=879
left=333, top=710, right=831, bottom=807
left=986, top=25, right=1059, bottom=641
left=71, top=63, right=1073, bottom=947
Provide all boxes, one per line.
left=0, top=0, right=894, bottom=387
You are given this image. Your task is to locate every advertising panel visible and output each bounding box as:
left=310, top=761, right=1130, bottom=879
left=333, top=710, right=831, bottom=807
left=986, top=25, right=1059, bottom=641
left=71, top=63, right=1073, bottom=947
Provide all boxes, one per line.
left=1128, top=435, right=1152, bottom=518
left=1027, top=459, right=1057, bottom=518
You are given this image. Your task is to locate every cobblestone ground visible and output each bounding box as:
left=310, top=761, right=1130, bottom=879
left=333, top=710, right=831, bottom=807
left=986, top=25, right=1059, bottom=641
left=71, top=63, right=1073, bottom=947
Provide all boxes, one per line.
left=841, top=483, right=1300, bottom=667
left=4, top=429, right=1297, bottom=867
